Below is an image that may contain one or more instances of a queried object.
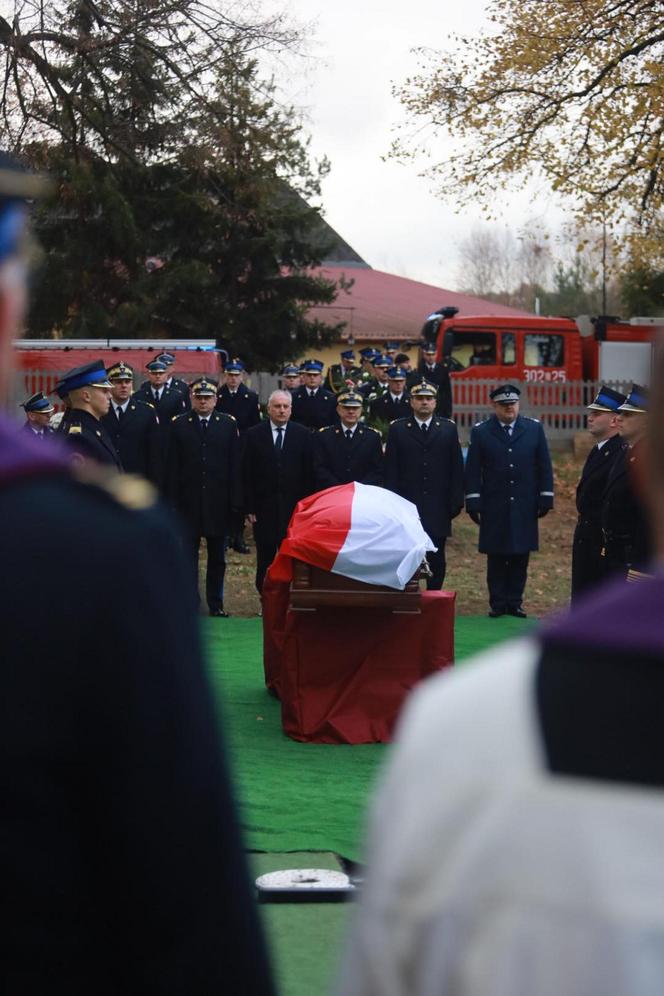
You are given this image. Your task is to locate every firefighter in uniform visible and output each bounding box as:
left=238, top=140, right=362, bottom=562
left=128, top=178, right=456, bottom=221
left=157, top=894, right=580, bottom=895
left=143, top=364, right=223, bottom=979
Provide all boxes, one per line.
left=385, top=381, right=464, bottom=589
left=369, top=366, right=411, bottom=424
left=101, top=361, right=162, bottom=485
left=465, top=383, right=554, bottom=617
left=411, top=342, right=453, bottom=419
left=600, top=384, right=652, bottom=582
left=135, top=358, right=188, bottom=458
left=56, top=360, right=122, bottom=468
left=216, top=358, right=261, bottom=553
left=155, top=350, right=191, bottom=401
left=167, top=378, right=241, bottom=617
left=313, top=389, right=384, bottom=489
left=326, top=349, right=360, bottom=394
left=280, top=363, right=301, bottom=393
left=571, top=384, right=625, bottom=603
left=20, top=391, right=56, bottom=439
left=290, top=358, right=337, bottom=430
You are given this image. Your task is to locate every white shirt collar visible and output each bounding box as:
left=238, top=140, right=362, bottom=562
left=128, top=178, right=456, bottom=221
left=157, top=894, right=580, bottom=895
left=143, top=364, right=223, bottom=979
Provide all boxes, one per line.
left=114, top=400, right=130, bottom=414
left=597, top=438, right=609, bottom=450
left=270, top=421, right=286, bottom=434
left=342, top=424, right=357, bottom=436
left=414, top=417, right=432, bottom=429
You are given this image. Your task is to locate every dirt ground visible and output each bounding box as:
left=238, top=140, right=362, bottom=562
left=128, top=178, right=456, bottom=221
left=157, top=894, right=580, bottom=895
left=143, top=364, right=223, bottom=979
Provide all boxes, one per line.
left=204, top=452, right=581, bottom=618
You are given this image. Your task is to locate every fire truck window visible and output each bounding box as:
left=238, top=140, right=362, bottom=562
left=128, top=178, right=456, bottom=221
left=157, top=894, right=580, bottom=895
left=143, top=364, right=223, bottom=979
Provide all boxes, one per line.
left=450, top=331, right=496, bottom=370
left=502, top=333, right=516, bottom=365
left=524, top=334, right=564, bottom=367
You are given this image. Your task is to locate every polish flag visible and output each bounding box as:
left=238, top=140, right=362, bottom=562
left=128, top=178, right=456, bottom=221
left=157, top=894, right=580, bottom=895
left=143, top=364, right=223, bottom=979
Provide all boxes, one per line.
left=268, top=483, right=436, bottom=590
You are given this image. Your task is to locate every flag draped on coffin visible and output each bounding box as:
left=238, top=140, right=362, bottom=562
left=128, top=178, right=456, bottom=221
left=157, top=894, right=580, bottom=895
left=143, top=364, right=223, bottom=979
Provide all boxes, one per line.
left=269, top=482, right=436, bottom=590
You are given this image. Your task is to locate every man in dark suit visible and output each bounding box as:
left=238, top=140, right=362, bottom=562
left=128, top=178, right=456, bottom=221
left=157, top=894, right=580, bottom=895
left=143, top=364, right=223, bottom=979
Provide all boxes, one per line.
left=20, top=391, right=56, bottom=440
left=135, top=358, right=188, bottom=458
left=600, top=384, right=652, bottom=582
left=156, top=350, right=191, bottom=401
left=369, top=366, right=411, bottom=424
left=102, top=361, right=162, bottom=485
left=56, top=360, right=122, bottom=468
left=0, top=150, right=275, bottom=996
left=410, top=342, right=453, bottom=419
left=290, top=358, right=337, bottom=430
left=385, top=381, right=464, bottom=589
left=216, top=358, right=262, bottom=433
left=243, top=389, right=314, bottom=592
left=167, top=378, right=241, bottom=617
left=571, top=385, right=625, bottom=603
left=465, top=383, right=554, bottom=617
left=314, top=389, right=383, bottom=490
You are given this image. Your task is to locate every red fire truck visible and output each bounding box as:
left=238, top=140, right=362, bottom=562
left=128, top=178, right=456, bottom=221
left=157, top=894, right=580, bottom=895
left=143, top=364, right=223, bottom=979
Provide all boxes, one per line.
left=423, top=308, right=659, bottom=386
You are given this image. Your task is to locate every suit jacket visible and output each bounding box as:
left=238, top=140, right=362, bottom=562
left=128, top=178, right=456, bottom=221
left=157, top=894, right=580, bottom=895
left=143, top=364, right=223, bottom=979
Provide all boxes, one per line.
left=385, top=416, right=464, bottom=539
left=465, top=414, right=554, bottom=554
left=59, top=408, right=122, bottom=469
left=101, top=399, right=162, bottom=484
left=216, top=383, right=261, bottom=434
left=243, top=420, right=314, bottom=547
left=290, top=385, right=338, bottom=430
left=167, top=412, right=241, bottom=537
left=135, top=381, right=188, bottom=455
left=409, top=362, right=453, bottom=419
left=370, top=391, right=411, bottom=424
left=313, top=423, right=384, bottom=490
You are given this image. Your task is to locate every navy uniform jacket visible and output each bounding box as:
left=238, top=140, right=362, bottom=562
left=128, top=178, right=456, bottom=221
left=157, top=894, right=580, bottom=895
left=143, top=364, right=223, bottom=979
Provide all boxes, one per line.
left=369, top=391, right=411, bottom=424
left=167, top=375, right=191, bottom=403
left=290, top=385, right=338, bottom=430
left=410, top=362, right=453, bottom=419
left=465, top=414, right=554, bottom=553
left=101, top=399, right=162, bottom=484
left=384, top=416, right=464, bottom=539
left=20, top=423, right=56, bottom=440
left=167, top=412, right=241, bottom=537
left=0, top=417, right=274, bottom=995
left=600, top=439, right=652, bottom=572
left=571, top=433, right=623, bottom=595
left=216, top=383, right=261, bottom=434
left=135, top=381, right=188, bottom=454
left=313, top=423, right=384, bottom=489
left=243, top=420, right=314, bottom=547
left=59, top=408, right=122, bottom=469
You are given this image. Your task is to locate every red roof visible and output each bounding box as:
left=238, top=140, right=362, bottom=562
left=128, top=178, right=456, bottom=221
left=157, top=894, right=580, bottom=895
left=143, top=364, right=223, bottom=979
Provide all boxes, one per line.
left=308, top=266, right=534, bottom=342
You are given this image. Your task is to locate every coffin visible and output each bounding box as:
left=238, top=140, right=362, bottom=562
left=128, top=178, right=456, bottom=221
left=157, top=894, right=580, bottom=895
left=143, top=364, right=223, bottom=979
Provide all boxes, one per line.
left=289, top=558, right=425, bottom=613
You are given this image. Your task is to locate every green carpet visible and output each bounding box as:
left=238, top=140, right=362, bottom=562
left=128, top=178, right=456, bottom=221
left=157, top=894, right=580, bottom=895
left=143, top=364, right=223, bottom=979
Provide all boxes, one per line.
left=204, top=614, right=533, bottom=862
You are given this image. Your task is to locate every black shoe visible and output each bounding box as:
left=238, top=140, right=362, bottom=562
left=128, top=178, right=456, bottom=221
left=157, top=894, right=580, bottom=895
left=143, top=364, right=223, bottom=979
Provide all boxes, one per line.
left=508, top=607, right=527, bottom=618
left=210, top=607, right=230, bottom=618
left=488, top=609, right=505, bottom=618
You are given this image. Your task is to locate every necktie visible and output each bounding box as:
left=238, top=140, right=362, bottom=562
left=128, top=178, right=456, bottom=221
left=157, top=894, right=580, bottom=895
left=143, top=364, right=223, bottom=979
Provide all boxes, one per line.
left=504, top=424, right=512, bottom=437
left=275, top=426, right=283, bottom=452
left=200, top=418, right=208, bottom=431
left=153, top=389, right=160, bottom=403
left=116, top=406, right=123, bottom=422
left=420, top=422, right=428, bottom=435
left=345, top=429, right=353, bottom=440
left=309, top=390, right=316, bottom=399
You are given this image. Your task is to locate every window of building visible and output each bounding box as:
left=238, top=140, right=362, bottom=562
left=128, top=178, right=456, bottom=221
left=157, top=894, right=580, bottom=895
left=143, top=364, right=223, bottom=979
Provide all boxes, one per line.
left=524, top=334, right=564, bottom=367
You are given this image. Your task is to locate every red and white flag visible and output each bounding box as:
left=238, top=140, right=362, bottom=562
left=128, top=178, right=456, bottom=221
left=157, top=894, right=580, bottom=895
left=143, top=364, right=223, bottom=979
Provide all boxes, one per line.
left=269, top=482, right=435, bottom=590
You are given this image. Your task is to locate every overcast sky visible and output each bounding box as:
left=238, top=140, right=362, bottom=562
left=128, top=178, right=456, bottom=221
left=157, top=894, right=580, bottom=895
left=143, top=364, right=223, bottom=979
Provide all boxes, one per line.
left=277, top=0, right=564, bottom=290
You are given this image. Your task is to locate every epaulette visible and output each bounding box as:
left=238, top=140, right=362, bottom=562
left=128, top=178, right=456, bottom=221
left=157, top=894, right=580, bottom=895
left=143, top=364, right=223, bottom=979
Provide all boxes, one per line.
left=527, top=416, right=540, bottom=422
left=443, top=417, right=456, bottom=424
left=72, top=463, right=157, bottom=512
left=474, top=419, right=486, bottom=427
left=67, top=423, right=82, bottom=434
left=172, top=412, right=188, bottom=422
left=319, top=425, right=331, bottom=432
left=366, top=425, right=381, bottom=434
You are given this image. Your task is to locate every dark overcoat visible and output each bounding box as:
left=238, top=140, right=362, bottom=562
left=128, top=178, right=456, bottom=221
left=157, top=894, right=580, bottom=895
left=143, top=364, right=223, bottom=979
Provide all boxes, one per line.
left=101, top=399, right=162, bottom=484
left=465, top=414, right=554, bottom=554
left=571, top=433, right=623, bottom=597
left=135, top=381, right=188, bottom=455
left=167, top=412, right=240, bottom=537
left=216, top=383, right=261, bottom=434
left=369, top=391, right=411, bottom=424
left=384, top=416, right=464, bottom=539
left=600, top=440, right=652, bottom=573
left=242, top=420, right=314, bottom=548
left=290, top=385, right=338, bottom=430
left=313, top=423, right=384, bottom=489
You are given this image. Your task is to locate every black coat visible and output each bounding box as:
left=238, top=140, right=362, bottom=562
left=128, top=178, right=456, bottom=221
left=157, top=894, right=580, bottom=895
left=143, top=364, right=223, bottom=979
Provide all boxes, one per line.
left=571, top=433, right=623, bottom=599
left=101, top=399, right=162, bottom=484
left=167, top=412, right=241, bottom=537
left=369, top=391, right=411, bottom=424
left=600, top=440, right=652, bottom=574
left=0, top=421, right=274, bottom=995
left=313, top=423, right=384, bottom=490
left=410, top=362, right=453, bottom=419
left=135, top=381, right=189, bottom=454
left=243, top=420, right=314, bottom=547
left=168, top=375, right=192, bottom=404
left=465, top=414, right=554, bottom=554
left=290, top=385, right=338, bottom=430
left=20, top=423, right=56, bottom=441
left=216, top=383, right=261, bottom=434
left=59, top=408, right=122, bottom=469
left=384, top=416, right=464, bottom=539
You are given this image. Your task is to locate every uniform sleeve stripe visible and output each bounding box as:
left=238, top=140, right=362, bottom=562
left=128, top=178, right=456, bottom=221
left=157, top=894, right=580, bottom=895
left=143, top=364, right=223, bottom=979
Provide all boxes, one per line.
left=540, top=491, right=554, bottom=496
left=465, top=493, right=481, bottom=499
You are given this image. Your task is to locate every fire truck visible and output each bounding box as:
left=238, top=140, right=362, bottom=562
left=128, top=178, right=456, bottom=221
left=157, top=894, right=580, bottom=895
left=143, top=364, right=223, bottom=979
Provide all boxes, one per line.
left=423, top=307, right=659, bottom=386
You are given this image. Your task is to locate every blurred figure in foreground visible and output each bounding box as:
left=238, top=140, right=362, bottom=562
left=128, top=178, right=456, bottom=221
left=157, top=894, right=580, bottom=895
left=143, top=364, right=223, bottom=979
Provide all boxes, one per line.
left=0, top=153, right=274, bottom=995
left=20, top=391, right=55, bottom=439
left=337, top=353, right=664, bottom=996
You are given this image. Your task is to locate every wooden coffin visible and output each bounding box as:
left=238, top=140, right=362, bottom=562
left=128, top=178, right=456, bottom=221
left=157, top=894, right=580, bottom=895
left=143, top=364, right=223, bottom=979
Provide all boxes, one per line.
left=289, top=559, right=423, bottom=614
